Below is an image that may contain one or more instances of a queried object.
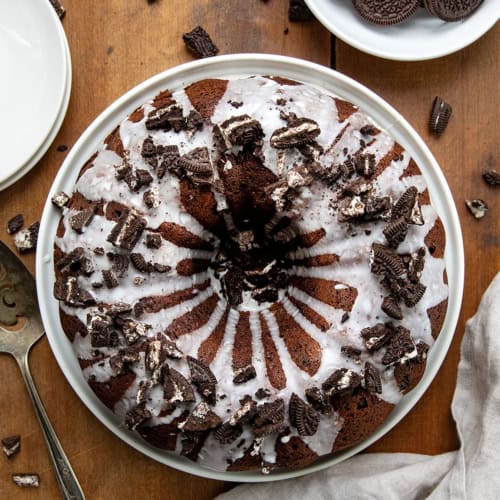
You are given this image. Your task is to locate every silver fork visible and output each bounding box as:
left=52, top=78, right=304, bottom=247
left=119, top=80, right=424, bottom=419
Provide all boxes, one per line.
left=0, top=241, right=85, bottom=499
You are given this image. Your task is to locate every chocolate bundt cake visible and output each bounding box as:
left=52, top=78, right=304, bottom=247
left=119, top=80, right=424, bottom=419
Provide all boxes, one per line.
left=52, top=75, right=449, bottom=473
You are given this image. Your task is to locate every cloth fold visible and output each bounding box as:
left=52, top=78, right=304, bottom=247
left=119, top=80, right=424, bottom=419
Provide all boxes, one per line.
left=218, top=273, right=500, bottom=500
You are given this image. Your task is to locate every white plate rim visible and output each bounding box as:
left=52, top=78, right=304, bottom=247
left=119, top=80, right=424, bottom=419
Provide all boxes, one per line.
left=0, top=17, right=72, bottom=192
left=305, top=0, right=500, bottom=61
left=0, top=0, right=68, bottom=184
left=36, top=54, right=464, bottom=483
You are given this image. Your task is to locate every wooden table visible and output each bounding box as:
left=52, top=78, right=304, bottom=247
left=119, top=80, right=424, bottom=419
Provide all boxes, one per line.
left=0, top=1, right=498, bottom=498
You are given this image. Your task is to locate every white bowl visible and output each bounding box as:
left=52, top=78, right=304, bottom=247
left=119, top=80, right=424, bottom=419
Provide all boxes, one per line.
left=36, top=54, right=464, bottom=482
left=305, top=0, right=500, bottom=61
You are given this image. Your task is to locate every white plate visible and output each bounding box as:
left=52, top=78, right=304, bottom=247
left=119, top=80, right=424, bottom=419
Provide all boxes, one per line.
left=0, top=17, right=71, bottom=192
left=0, top=0, right=68, bottom=185
left=36, top=54, right=464, bottom=482
left=305, top=0, right=500, bottom=61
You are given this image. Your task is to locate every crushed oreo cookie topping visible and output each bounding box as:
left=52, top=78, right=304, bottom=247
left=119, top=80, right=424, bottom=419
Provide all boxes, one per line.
left=354, top=153, right=375, bottom=177
left=164, top=368, right=195, bottom=403
left=52, top=75, right=449, bottom=473
left=146, top=103, right=184, bottom=132
left=107, top=209, right=146, bottom=251
left=382, top=326, right=417, bottom=365
left=322, top=368, right=362, bottom=399
left=51, top=191, right=70, bottom=208
left=70, top=208, right=95, bottom=233
left=341, top=345, right=362, bottom=359
left=392, top=186, right=424, bottom=225
left=187, top=356, right=217, bottom=405
left=289, top=393, right=319, bottom=436
left=381, top=295, right=403, bottom=320
left=182, top=402, right=222, bottom=432
left=363, top=362, right=382, bottom=394
left=370, top=243, right=406, bottom=277
left=271, top=114, right=320, bottom=149
left=233, top=365, right=257, bottom=385
left=213, top=422, right=243, bottom=444
left=54, top=276, right=95, bottom=307
left=383, top=217, right=409, bottom=248
left=178, top=147, right=213, bottom=183
left=217, top=115, right=264, bottom=147
left=109, top=348, right=140, bottom=374
left=253, top=399, right=285, bottom=437
left=125, top=403, right=152, bottom=430
left=361, top=323, right=395, bottom=352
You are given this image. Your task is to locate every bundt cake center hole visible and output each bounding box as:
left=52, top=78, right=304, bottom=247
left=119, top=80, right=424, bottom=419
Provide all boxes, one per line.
left=210, top=219, right=297, bottom=308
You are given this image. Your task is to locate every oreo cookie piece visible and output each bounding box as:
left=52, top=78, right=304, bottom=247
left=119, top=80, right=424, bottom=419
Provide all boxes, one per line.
left=187, top=356, right=217, bottom=405
left=322, top=368, right=362, bottom=399
left=483, top=170, right=500, bottom=186
left=12, top=474, right=40, bottom=488
left=164, top=368, right=196, bottom=403
left=70, top=208, right=95, bottom=233
left=107, top=209, right=146, bottom=251
left=6, top=214, right=23, bottom=235
left=381, top=295, right=403, bottom=320
left=352, top=0, right=420, bottom=25
left=383, top=217, right=409, bottom=248
left=429, top=96, right=452, bottom=135
left=271, top=115, right=320, bottom=149
left=253, top=399, right=286, bottom=437
left=178, top=147, right=213, bottom=178
left=182, top=26, right=219, bottom=59
left=218, top=115, right=264, bottom=147
left=424, top=0, right=483, bottom=21
left=2, top=435, right=21, bottom=458
left=13, top=221, right=39, bottom=252
left=288, top=0, right=314, bottom=21
left=51, top=191, right=70, bottom=208
left=182, top=402, right=222, bottom=432
left=125, top=403, right=152, bottom=430
left=465, top=199, right=488, bottom=219
left=213, top=422, right=243, bottom=444
left=289, top=393, right=319, bottom=436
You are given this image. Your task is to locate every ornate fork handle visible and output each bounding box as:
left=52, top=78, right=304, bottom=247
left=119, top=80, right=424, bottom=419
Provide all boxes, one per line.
left=16, top=353, right=85, bottom=500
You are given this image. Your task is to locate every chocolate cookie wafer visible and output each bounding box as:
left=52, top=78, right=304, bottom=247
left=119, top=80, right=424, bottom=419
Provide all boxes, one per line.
left=352, top=0, right=420, bottom=25
left=424, top=0, right=484, bottom=21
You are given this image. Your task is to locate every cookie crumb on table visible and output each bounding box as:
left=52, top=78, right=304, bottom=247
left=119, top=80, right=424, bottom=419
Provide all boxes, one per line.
left=183, top=26, right=219, bottom=59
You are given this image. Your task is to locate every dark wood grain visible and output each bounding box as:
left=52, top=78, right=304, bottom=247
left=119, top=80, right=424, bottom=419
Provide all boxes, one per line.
left=0, top=1, right=329, bottom=499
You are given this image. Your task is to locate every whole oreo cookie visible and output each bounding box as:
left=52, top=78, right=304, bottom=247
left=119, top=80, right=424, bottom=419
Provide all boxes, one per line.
left=352, top=0, right=420, bottom=25
left=424, top=0, right=484, bottom=21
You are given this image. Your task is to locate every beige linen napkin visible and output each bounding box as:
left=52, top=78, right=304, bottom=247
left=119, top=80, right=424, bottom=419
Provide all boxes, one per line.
left=218, top=273, right=500, bottom=500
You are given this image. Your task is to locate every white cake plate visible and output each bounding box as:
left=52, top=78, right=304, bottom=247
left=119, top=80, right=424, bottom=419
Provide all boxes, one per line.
left=36, top=54, right=464, bottom=482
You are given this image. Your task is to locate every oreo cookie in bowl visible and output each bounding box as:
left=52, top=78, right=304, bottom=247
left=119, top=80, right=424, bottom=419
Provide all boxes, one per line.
left=305, top=0, right=498, bottom=61
left=36, top=55, right=463, bottom=481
